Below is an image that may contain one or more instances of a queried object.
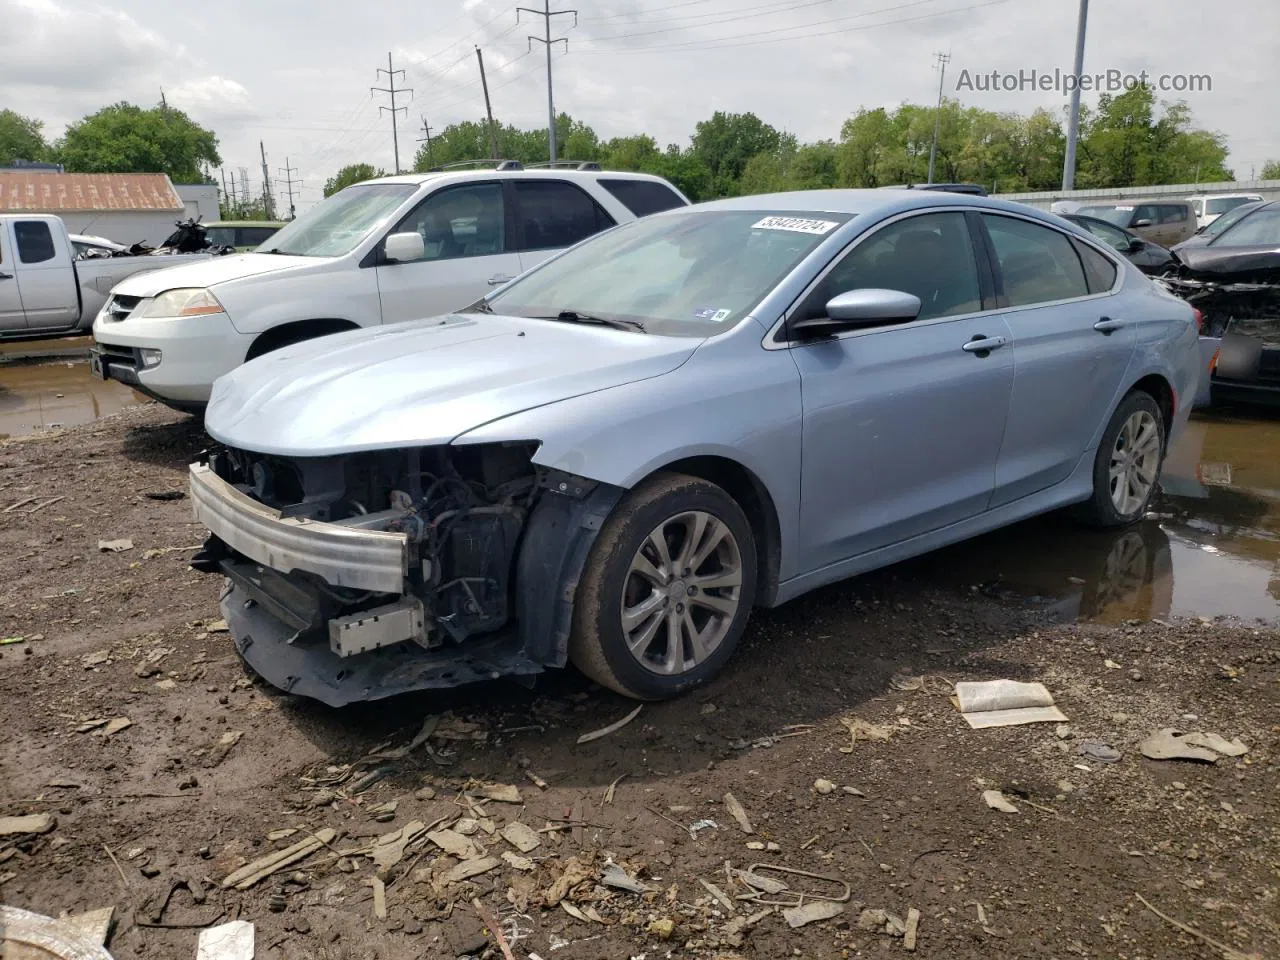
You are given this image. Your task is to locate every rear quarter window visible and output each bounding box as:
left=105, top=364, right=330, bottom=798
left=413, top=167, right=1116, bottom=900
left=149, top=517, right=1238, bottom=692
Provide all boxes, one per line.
left=598, top=178, right=688, bottom=217
left=1070, top=238, right=1119, bottom=293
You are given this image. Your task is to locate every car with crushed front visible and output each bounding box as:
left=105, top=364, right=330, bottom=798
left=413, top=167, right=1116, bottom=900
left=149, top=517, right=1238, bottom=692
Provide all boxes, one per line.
left=189, top=189, right=1202, bottom=706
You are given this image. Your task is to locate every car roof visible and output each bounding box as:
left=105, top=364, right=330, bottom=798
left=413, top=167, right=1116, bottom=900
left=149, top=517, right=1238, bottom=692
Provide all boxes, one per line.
left=366, top=168, right=678, bottom=188
left=687, top=188, right=1065, bottom=225
left=1186, top=192, right=1264, bottom=200
left=207, top=220, right=287, bottom=228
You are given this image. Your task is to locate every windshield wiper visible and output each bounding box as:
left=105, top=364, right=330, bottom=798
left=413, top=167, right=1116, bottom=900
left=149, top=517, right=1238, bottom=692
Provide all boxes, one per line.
left=463, top=299, right=494, bottom=314
left=259, top=248, right=287, bottom=254
left=534, top=310, right=646, bottom=333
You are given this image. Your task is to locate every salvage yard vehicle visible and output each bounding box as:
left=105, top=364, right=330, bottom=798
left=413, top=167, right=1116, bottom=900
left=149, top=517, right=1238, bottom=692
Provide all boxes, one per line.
left=203, top=220, right=286, bottom=253
left=1162, top=201, right=1280, bottom=407
left=1076, top=199, right=1199, bottom=247
left=1063, top=213, right=1175, bottom=275
left=1187, top=193, right=1263, bottom=231
left=91, top=164, right=690, bottom=411
left=188, top=189, right=1201, bottom=706
left=0, top=214, right=214, bottom=340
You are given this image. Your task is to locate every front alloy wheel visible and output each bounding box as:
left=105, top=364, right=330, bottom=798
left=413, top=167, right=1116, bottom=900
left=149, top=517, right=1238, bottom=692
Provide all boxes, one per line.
left=570, top=473, right=757, bottom=700
left=621, top=511, right=744, bottom=676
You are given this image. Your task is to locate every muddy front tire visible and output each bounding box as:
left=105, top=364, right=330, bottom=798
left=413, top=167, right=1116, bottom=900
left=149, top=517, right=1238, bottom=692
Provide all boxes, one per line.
left=569, top=472, right=757, bottom=700
left=1075, top=390, right=1166, bottom=528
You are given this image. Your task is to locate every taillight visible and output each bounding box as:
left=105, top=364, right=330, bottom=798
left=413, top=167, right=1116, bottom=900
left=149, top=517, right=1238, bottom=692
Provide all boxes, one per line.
left=1192, top=308, right=1205, bottom=333
left=1210, top=348, right=1220, bottom=373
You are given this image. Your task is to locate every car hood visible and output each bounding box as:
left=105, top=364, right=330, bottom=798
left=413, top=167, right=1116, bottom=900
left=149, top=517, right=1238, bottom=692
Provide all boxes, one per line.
left=205, top=313, right=700, bottom=456
left=109, top=252, right=321, bottom=297
left=1173, top=244, right=1280, bottom=283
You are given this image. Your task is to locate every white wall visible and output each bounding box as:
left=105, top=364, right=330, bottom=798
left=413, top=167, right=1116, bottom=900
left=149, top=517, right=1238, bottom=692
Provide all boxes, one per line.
left=62, top=210, right=181, bottom=246
left=175, top=183, right=220, bottom=224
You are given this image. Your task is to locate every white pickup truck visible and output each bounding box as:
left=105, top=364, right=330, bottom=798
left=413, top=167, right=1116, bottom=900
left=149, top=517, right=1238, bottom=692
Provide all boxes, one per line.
left=91, top=164, right=689, bottom=411
left=0, top=214, right=212, bottom=340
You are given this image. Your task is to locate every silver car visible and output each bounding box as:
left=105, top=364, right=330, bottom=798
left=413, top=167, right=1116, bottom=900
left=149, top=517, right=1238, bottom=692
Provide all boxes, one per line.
left=190, top=190, right=1201, bottom=706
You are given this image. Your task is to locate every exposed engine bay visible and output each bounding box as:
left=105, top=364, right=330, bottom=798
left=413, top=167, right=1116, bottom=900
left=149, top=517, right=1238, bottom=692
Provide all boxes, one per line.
left=190, top=441, right=621, bottom=705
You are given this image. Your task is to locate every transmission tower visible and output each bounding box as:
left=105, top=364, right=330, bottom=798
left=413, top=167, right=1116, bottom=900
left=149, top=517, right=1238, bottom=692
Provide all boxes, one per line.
left=517, top=1, right=578, bottom=161
left=372, top=53, right=413, bottom=174
left=277, top=157, right=302, bottom=219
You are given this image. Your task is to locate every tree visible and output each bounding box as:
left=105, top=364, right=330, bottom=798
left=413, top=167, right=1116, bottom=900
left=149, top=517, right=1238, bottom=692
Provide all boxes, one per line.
left=0, top=110, right=49, bottom=166
left=58, top=102, right=220, bottom=182
left=323, top=163, right=386, bottom=197
left=1262, top=160, right=1280, bottom=180
left=691, top=112, right=792, bottom=196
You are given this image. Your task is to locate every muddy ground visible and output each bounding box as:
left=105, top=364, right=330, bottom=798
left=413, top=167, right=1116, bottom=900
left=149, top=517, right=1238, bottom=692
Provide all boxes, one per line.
left=1, top=402, right=1276, bottom=960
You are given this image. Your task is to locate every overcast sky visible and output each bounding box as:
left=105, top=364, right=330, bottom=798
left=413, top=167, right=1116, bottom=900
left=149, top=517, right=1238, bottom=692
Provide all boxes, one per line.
left=3, top=0, right=1273, bottom=212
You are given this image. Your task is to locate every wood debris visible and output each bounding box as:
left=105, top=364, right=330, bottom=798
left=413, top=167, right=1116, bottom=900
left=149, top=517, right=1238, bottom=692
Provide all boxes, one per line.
left=478, top=783, right=522, bottom=803
left=723, top=792, right=754, bottom=834
left=501, top=821, right=542, bottom=854
left=0, top=813, right=56, bottom=836
left=576, top=704, right=642, bottom=744
left=428, top=828, right=481, bottom=860
left=904, top=907, right=921, bottom=950
left=221, top=828, right=336, bottom=889
left=444, top=856, right=501, bottom=884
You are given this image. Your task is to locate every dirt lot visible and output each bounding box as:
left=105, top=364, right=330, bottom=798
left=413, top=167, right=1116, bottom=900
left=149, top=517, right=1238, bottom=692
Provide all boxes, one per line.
left=1, top=403, right=1277, bottom=960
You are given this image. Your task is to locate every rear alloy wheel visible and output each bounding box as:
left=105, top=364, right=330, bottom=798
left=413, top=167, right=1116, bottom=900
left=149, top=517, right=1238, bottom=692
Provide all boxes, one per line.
left=570, top=473, right=757, bottom=699
left=1076, top=391, right=1166, bottom=528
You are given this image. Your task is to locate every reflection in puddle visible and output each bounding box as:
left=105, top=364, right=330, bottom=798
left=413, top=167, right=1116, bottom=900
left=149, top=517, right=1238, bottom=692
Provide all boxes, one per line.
left=0, top=358, right=142, bottom=438
left=912, top=413, right=1280, bottom=624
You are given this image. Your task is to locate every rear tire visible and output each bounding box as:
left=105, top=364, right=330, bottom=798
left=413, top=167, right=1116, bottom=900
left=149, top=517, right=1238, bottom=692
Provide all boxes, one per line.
left=569, top=472, right=757, bottom=700
left=1075, top=390, right=1165, bottom=528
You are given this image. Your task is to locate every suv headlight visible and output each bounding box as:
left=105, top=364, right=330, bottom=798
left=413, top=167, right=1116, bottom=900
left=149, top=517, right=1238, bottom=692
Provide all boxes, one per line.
left=134, top=288, right=225, bottom=319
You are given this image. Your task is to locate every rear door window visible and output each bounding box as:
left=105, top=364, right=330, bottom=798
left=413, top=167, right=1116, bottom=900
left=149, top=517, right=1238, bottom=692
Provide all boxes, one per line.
left=1157, top=204, right=1189, bottom=224
left=1071, top=238, right=1119, bottom=294
left=982, top=214, right=1090, bottom=307
left=15, top=221, right=56, bottom=264
left=598, top=179, right=688, bottom=217
left=512, top=180, right=616, bottom=251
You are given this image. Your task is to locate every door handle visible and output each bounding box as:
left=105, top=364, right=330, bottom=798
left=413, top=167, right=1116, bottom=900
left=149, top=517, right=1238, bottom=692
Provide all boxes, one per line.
left=962, top=335, right=1007, bottom=354
left=1094, top=317, right=1125, bottom=334
left=0, top=271, right=12, bottom=280
left=487, top=275, right=514, bottom=286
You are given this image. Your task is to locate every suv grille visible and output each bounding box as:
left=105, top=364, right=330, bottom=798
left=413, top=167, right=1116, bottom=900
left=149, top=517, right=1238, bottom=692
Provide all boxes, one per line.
left=104, top=294, right=143, bottom=322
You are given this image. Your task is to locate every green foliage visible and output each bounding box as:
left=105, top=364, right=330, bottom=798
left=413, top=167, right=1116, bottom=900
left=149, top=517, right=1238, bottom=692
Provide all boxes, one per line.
left=219, top=197, right=276, bottom=221
left=1262, top=160, right=1280, bottom=181
left=323, top=163, right=387, bottom=197
left=0, top=110, right=49, bottom=165
left=58, top=102, right=220, bottom=182
left=691, top=111, right=793, bottom=196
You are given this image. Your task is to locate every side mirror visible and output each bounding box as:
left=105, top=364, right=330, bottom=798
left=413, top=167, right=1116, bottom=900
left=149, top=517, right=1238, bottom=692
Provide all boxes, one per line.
left=792, top=288, right=922, bottom=336
left=1127, top=236, right=1145, bottom=252
left=1132, top=218, right=1153, bottom=228
left=384, top=231, right=426, bottom=263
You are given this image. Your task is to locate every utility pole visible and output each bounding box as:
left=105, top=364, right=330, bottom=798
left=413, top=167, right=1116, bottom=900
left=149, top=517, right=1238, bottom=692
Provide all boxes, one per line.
left=926, top=51, right=950, bottom=184
left=226, top=170, right=236, bottom=217
left=475, top=48, right=500, bottom=161
left=277, top=157, right=301, bottom=220
left=372, top=52, right=413, bottom=174
left=417, top=115, right=436, bottom=167
left=220, top=168, right=229, bottom=214
left=518, top=0, right=578, bottom=162
left=237, top=167, right=251, bottom=211
left=259, top=141, right=276, bottom=220
left=160, top=88, right=168, bottom=110
left=1061, top=0, right=1089, bottom=191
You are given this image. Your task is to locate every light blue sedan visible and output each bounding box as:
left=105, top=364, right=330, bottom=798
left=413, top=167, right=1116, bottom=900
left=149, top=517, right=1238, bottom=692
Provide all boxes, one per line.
left=190, top=189, right=1201, bottom=705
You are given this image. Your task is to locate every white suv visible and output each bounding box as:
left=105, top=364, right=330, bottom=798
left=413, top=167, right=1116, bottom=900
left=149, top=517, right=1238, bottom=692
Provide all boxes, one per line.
left=90, top=163, right=689, bottom=410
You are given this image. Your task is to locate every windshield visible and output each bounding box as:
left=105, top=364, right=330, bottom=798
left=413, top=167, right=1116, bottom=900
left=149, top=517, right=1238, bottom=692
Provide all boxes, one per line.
left=1203, top=201, right=1263, bottom=238
left=1077, top=205, right=1132, bottom=227
left=486, top=210, right=849, bottom=337
left=1206, top=196, right=1258, bottom=215
left=1210, top=207, right=1280, bottom=247
left=260, top=183, right=417, bottom=257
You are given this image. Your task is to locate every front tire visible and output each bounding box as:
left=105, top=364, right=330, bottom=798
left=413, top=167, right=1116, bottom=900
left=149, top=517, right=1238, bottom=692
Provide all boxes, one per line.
left=569, top=472, right=757, bottom=700
left=1075, top=391, right=1166, bottom=528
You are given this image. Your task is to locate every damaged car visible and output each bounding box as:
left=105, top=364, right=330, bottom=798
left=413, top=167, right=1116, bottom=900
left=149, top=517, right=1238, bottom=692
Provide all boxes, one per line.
left=189, top=190, right=1201, bottom=706
left=1162, top=201, right=1280, bottom=407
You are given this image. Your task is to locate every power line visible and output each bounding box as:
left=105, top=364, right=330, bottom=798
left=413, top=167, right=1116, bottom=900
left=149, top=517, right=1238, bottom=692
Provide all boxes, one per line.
left=372, top=52, right=413, bottom=174
left=517, top=0, right=578, bottom=161
left=573, top=0, right=1010, bottom=55
left=582, top=0, right=837, bottom=40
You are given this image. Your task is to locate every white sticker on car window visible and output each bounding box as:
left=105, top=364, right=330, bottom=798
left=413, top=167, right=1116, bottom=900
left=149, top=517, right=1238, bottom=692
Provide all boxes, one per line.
left=751, top=216, right=839, bottom=235
left=1115, top=205, right=1135, bottom=211
left=711, top=308, right=733, bottom=322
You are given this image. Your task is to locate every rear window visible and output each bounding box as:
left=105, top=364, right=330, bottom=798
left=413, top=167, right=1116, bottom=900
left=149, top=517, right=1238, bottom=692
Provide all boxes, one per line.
left=239, top=226, right=280, bottom=246
left=1206, top=196, right=1260, bottom=215
left=15, top=221, right=56, bottom=264
left=598, top=178, right=688, bottom=217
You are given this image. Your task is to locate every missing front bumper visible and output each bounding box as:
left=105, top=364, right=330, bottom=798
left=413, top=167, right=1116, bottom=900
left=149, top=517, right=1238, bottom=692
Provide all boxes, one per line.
left=223, top=581, right=541, bottom=707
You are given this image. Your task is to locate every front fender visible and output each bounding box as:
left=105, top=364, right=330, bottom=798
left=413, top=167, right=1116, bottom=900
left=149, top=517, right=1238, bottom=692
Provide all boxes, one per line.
left=456, top=329, right=806, bottom=581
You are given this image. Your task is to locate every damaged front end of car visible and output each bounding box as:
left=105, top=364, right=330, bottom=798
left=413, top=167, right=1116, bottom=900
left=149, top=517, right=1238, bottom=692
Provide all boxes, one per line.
left=188, top=442, right=622, bottom=705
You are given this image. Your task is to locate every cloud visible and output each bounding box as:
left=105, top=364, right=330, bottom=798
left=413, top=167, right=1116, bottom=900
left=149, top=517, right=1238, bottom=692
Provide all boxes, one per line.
left=167, top=76, right=260, bottom=125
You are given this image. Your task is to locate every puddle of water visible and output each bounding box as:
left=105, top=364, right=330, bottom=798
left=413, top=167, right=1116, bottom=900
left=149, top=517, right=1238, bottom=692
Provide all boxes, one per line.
left=0, top=357, right=143, bottom=438
left=912, top=413, right=1280, bottom=624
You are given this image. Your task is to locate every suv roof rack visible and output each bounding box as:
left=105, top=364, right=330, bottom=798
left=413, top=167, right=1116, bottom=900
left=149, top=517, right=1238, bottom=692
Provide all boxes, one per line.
left=524, top=160, right=602, bottom=171
left=428, top=159, right=524, bottom=172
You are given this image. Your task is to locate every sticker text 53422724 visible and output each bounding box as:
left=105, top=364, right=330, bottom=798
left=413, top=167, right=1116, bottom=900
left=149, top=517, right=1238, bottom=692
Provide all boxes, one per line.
left=751, top=216, right=840, bottom=235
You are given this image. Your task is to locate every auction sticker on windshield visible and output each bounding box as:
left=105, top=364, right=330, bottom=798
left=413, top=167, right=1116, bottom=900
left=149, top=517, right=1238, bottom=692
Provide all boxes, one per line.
left=751, top=216, right=840, bottom=235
